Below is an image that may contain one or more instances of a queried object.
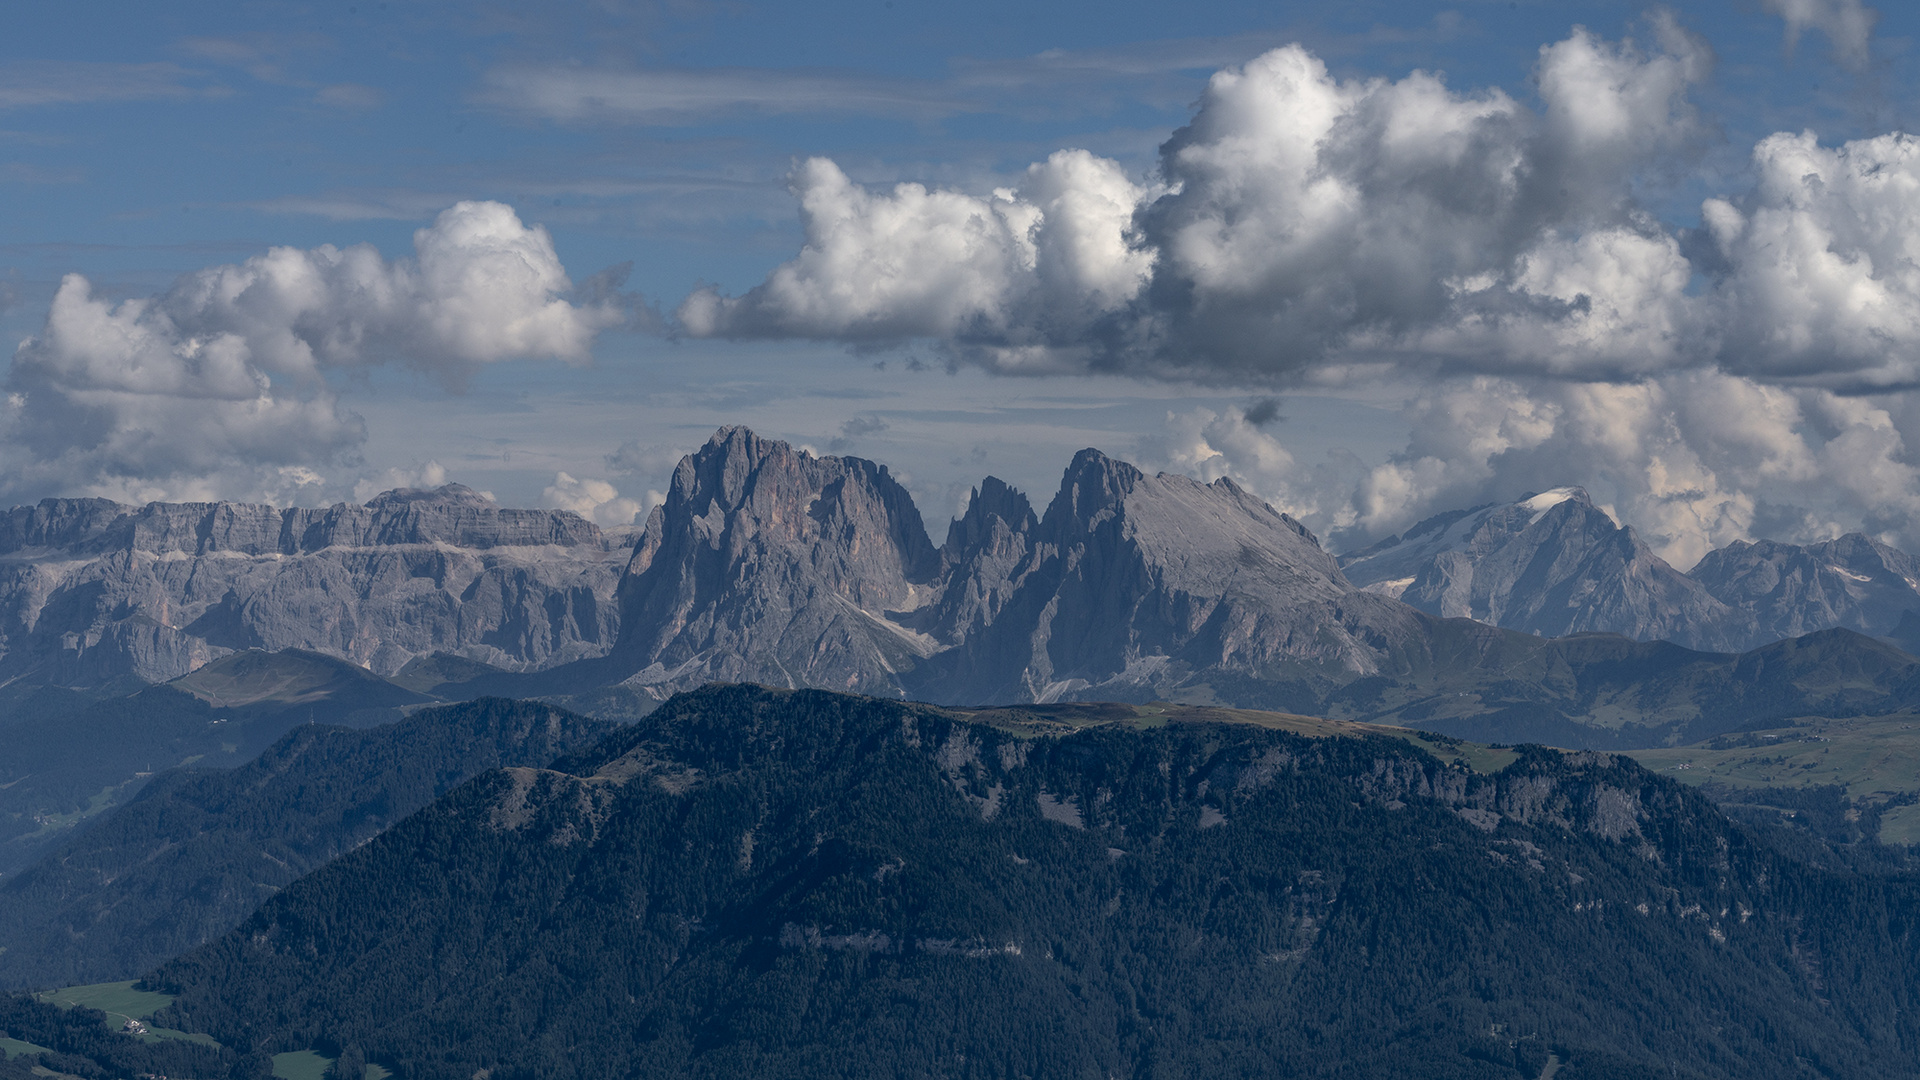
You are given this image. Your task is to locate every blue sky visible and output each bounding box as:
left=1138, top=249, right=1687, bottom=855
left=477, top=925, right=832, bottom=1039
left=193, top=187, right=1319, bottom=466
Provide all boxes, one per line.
left=4, top=0, right=1918, bottom=564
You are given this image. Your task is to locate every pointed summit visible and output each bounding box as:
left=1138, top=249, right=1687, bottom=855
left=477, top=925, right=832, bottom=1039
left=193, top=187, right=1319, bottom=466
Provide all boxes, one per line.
left=610, top=427, right=941, bottom=700
left=911, top=447, right=1420, bottom=706
left=1339, top=488, right=1752, bottom=651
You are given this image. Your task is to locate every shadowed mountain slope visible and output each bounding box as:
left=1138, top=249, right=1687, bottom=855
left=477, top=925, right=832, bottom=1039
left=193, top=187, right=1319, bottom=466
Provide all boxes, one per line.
left=0, top=698, right=615, bottom=990
left=142, top=685, right=1920, bottom=1080
left=0, top=651, right=434, bottom=876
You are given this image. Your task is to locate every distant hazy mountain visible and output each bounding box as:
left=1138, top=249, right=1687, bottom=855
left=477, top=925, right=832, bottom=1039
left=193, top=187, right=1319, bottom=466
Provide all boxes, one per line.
left=11, top=428, right=1920, bottom=752
left=0, top=649, right=433, bottom=875
left=0, top=698, right=614, bottom=990
left=1340, top=488, right=1920, bottom=656
left=1338, top=488, right=1754, bottom=652
left=442, top=429, right=1920, bottom=749
left=142, top=685, right=1920, bottom=1080
left=1691, top=533, right=1920, bottom=649
left=0, top=484, right=632, bottom=686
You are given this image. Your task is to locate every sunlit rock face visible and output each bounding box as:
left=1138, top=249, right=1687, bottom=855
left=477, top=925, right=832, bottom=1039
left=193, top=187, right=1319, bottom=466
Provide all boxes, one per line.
left=1339, top=487, right=1756, bottom=653
left=0, top=485, right=632, bottom=685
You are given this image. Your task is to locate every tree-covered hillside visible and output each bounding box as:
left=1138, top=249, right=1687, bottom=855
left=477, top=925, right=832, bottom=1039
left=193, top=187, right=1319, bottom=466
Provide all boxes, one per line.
left=0, top=698, right=616, bottom=989
left=141, top=685, right=1920, bottom=1080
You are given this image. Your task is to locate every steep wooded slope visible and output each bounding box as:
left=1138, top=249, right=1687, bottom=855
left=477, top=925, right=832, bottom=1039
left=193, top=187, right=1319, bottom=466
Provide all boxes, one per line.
left=0, top=698, right=615, bottom=989
left=146, top=685, right=1920, bottom=1080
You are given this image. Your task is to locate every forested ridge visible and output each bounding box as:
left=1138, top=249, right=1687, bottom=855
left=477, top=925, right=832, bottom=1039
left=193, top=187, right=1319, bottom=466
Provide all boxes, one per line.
left=0, top=698, right=618, bottom=990
left=92, top=685, right=1920, bottom=1079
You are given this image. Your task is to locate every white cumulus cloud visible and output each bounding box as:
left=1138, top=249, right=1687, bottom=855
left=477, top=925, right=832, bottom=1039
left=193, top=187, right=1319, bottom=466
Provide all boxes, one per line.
left=540, top=472, right=649, bottom=527
left=677, top=150, right=1151, bottom=372
left=680, top=23, right=1718, bottom=381
left=5, top=201, right=621, bottom=503
left=679, top=20, right=1920, bottom=559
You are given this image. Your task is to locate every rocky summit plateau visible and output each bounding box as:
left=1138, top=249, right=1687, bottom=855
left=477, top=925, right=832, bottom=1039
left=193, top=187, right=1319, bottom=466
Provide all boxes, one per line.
left=0, top=484, right=635, bottom=686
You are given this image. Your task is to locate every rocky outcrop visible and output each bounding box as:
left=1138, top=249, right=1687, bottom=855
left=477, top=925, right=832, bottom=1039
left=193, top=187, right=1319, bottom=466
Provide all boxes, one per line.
left=906, top=449, right=1430, bottom=705
left=1689, top=534, right=1920, bottom=648
left=1339, top=488, right=1754, bottom=652
left=608, top=427, right=943, bottom=698
left=0, top=485, right=633, bottom=684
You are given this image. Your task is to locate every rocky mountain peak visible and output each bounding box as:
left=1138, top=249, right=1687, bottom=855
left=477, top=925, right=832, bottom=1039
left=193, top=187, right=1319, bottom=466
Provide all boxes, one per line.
left=1340, top=487, right=1751, bottom=651
left=1689, top=531, right=1920, bottom=647
left=908, top=446, right=1405, bottom=705
left=1040, top=448, right=1146, bottom=537
left=943, top=476, right=1036, bottom=554
left=610, top=427, right=942, bottom=699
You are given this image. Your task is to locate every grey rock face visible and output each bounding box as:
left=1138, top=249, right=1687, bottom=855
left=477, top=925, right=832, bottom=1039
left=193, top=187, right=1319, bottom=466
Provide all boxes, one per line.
left=921, top=476, right=1037, bottom=647
left=907, top=449, right=1426, bottom=705
left=597, top=433, right=1432, bottom=708
left=610, top=426, right=943, bottom=698
left=1339, top=488, right=1754, bottom=652
left=0, top=485, right=632, bottom=685
left=1689, top=534, right=1920, bottom=647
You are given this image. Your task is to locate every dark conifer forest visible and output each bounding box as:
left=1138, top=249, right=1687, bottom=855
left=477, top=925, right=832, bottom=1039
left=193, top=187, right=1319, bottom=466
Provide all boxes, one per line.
left=9, top=685, right=1894, bottom=1080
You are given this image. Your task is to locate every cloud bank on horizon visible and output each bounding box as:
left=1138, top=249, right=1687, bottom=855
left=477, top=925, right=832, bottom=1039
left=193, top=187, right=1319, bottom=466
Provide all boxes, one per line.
left=670, top=12, right=1920, bottom=567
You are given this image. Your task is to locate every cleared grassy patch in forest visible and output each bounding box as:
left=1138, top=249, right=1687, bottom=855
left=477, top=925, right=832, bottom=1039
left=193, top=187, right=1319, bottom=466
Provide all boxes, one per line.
left=271, top=1049, right=391, bottom=1080
left=36, top=980, right=220, bottom=1047
left=0, top=1035, right=50, bottom=1058
left=37, top=980, right=170, bottom=1020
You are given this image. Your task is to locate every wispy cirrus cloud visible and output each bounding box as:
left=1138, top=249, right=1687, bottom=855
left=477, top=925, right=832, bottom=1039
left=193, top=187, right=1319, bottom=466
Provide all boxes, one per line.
left=477, top=65, right=975, bottom=124
left=244, top=190, right=471, bottom=221
left=1763, top=0, right=1879, bottom=70
left=0, top=61, right=225, bottom=109
left=476, top=19, right=1480, bottom=128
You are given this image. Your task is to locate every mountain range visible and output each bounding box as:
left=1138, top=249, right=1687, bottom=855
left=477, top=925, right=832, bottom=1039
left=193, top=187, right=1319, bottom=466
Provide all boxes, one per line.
left=9, top=427, right=1920, bottom=761
left=0, top=484, right=633, bottom=687
left=1340, top=486, right=1920, bottom=655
